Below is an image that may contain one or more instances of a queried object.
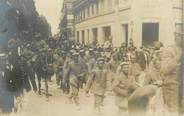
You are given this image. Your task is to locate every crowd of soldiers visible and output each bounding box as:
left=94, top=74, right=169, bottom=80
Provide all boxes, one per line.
left=0, top=33, right=182, bottom=116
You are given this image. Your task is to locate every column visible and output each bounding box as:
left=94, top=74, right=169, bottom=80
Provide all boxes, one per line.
left=85, top=29, right=89, bottom=44
left=85, top=7, right=88, bottom=18
left=104, top=0, right=108, bottom=12
left=83, top=8, right=86, bottom=20
left=89, top=5, right=93, bottom=17
left=96, top=2, right=99, bottom=15
left=94, top=2, right=98, bottom=15
left=82, top=30, right=85, bottom=44
left=108, top=0, right=113, bottom=10
left=79, top=30, right=82, bottom=44
left=75, top=31, right=78, bottom=42
left=98, top=27, right=104, bottom=45
left=89, top=29, right=93, bottom=44
left=98, top=0, right=103, bottom=13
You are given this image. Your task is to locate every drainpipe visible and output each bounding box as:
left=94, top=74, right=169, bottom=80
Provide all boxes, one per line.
left=180, top=0, right=184, bottom=115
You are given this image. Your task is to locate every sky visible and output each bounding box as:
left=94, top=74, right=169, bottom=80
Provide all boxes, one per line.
left=34, top=0, right=63, bottom=35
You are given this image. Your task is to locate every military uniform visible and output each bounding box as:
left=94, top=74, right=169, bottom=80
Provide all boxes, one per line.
left=56, top=57, right=64, bottom=87
left=87, top=57, right=96, bottom=71
left=144, top=59, right=164, bottom=115
left=78, top=55, right=88, bottom=88
left=128, top=53, right=141, bottom=77
left=62, top=55, right=72, bottom=94
left=161, top=45, right=182, bottom=113
left=41, top=48, right=54, bottom=96
left=44, top=49, right=54, bottom=78
left=86, top=58, right=108, bottom=112
left=21, top=46, right=37, bottom=91
left=105, top=58, right=120, bottom=92
left=113, top=65, right=136, bottom=115
left=64, top=53, right=81, bottom=106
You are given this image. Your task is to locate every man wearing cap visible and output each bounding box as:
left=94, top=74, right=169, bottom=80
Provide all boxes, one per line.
left=113, top=61, right=136, bottom=116
left=143, top=58, right=164, bottom=115
left=87, top=49, right=96, bottom=72
left=106, top=54, right=121, bottom=92
left=46, top=48, right=54, bottom=82
left=62, top=52, right=72, bottom=94
left=78, top=49, right=88, bottom=89
left=21, top=44, right=37, bottom=92
left=161, top=32, right=182, bottom=114
left=64, top=51, right=81, bottom=109
left=129, top=54, right=142, bottom=76
left=55, top=52, right=65, bottom=88
left=86, top=57, right=108, bottom=113
left=41, top=48, right=54, bottom=97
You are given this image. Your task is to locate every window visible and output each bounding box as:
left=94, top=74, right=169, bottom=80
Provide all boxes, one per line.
left=77, top=31, right=79, bottom=42
left=175, top=23, right=183, bottom=34
left=96, top=2, right=99, bottom=14
left=87, top=7, right=90, bottom=17
left=91, top=4, right=94, bottom=15
left=83, top=9, right=86, bottom=19
left=172, top=0, right=182, bottom=8
left=142, top=23, right=159, bottom=46
left=82, top=30, right=85, bottom=44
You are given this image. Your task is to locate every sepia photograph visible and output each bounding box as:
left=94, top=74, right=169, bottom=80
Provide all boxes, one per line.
left=0, top=0, right=183, bottom=116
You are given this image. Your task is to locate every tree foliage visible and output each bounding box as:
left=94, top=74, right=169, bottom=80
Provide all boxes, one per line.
left=0, top=0, right=52, bottom=41
left=35, top=15, right=52, bottom=39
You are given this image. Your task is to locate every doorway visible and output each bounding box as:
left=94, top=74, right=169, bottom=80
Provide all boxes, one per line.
left=92, top=28, right=98, bottom=44
left=82, top=30, right=85, bottom=44
left=122, top=24, right=128, bottom=47
left=77, top=31, right=79, bottom=42
left=102, top=26, right=111, bottom=41
left=142, top=23, right=159, bottom=46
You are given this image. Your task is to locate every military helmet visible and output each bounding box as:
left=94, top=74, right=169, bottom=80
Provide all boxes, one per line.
left=120, top=61, right=129, bottom=67
left=97, top=57, right=105, bottom=62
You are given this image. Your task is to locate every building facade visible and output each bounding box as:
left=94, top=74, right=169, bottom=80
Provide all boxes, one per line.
left=73, top=0, right=183, bottom=47
left=59, top=0, right=76, bottom=40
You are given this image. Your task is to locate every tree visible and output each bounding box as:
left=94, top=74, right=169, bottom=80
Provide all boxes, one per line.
left=35, top=15, right=52, bottom=39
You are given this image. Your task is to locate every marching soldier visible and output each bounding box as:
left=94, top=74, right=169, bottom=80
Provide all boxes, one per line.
left=55, top=52, right=65, bottom=88
left=87, top=48, right=96, bottom=72
left=42, top=48, right=54, bottom=97
left=78, top=49, right=88, bottom=89
left=62, top=53, right=72, bottom=94
left=113, top=61, right=136, bottom=116
left=64, top=51, right=81, bottom=109
left=21, top=44, right=37, bottom=92
left=33, top=39, right=48, bottom=95
left=129, top=54, right=142, bottom=76
left=144, top=58, right=164, bottom=115
left=86, top=57, right=109, bottom=113
left=145, top=58, right=163, bottom=85
left=161, top=32, right=182, bottom=114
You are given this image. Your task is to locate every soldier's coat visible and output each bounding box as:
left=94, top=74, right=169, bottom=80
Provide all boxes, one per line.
left=86, top=67, right=108, bottom=96
left=64, top=59, right=82, bottom=105
left=160, top=45, right=182, bottom=113
left=113, top=71, right=135, bottom=109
